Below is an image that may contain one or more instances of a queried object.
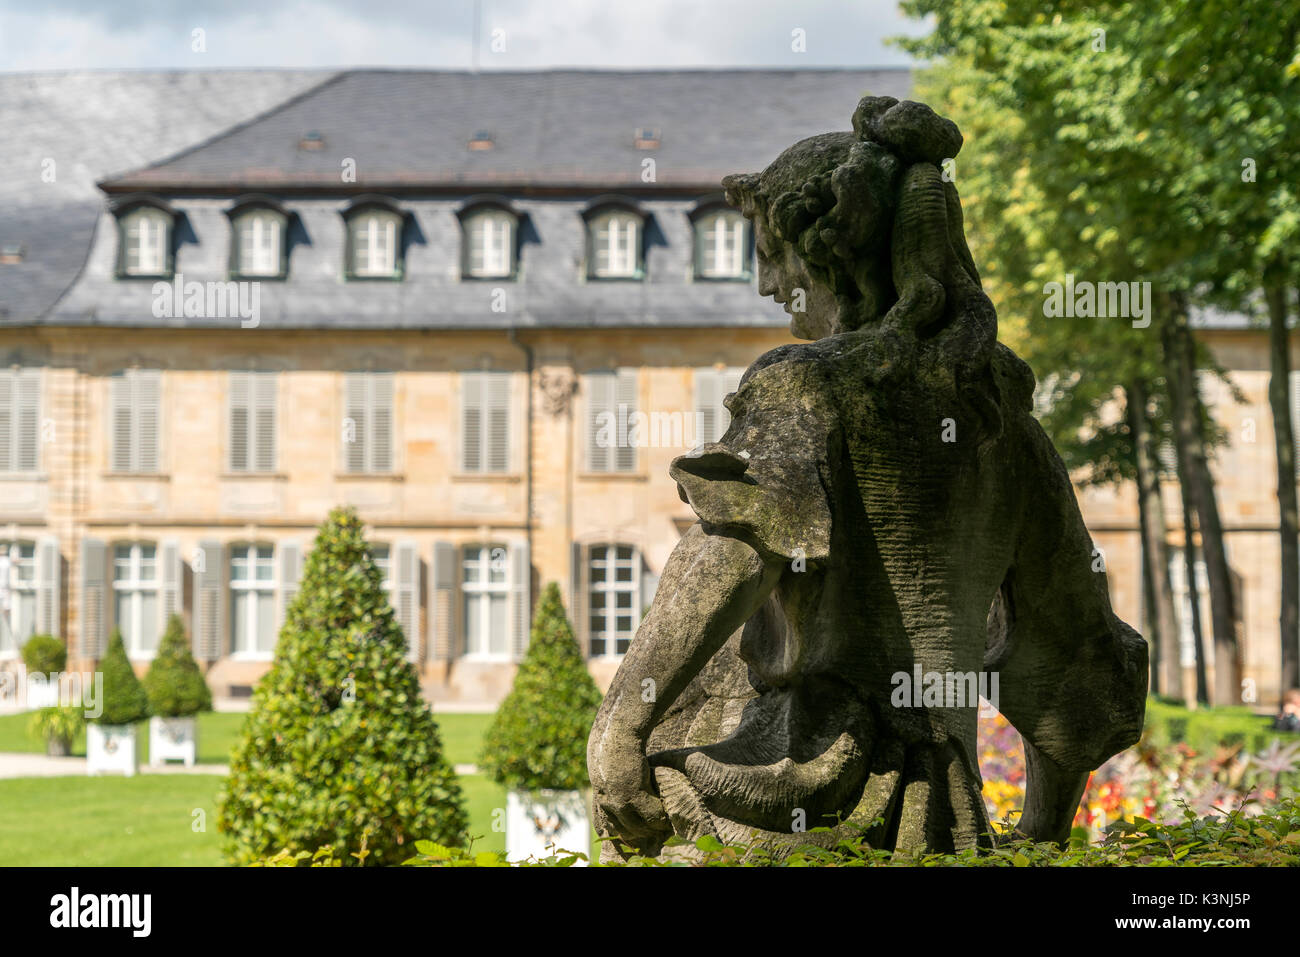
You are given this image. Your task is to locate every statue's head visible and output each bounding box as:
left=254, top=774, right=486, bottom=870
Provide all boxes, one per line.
left=723, top=97, right=992, bottom=343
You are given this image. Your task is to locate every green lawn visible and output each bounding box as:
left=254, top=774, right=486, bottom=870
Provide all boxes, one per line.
left=0, top=774, right=226, bottom=866
left=0, top=709, right=603, bottom=865
left=0, top=772, right=515, bottom=865
left=0, top=711, right=245, bottom=764
left=0, top=710, right=490, bottom=766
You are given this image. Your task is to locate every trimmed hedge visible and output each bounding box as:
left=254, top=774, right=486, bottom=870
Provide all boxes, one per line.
left=479, top=582, right=603, bottom=792
left=218, top=507, right=467, bottom=866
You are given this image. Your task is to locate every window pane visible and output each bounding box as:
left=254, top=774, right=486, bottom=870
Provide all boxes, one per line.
left=139, top=544, right=156, bottom=581
left=232, top=592, right=250, bottom=653
left=463, top=546, right=482, bottom=584
left=464, top=593, right=483, bottom=654
left=487, top=545, right=507, bottom=584
left=488, top=593, right=507, bottom=656
left=139, top=591, right=159, bottom=654
left=257, top=592, right=276, bottom=653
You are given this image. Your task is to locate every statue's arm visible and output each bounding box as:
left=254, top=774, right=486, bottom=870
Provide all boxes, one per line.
left=587, top=522, right=783, bottom=843
left=986, top=422, right=1149, bottom=846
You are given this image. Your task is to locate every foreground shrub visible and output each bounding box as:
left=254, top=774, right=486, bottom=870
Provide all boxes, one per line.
left=395, top=797, right=1300, bottom=867
left=480, top=582, right=603, bottom=792
left=28, top=706, right=84, bottom=754
left=93, top=630, right=150, bottom=726
left=143, top=615, right=212, bottom=718
left=21, top=634, right=65, bottom=674
left=218, top=507, right=467, bottom=866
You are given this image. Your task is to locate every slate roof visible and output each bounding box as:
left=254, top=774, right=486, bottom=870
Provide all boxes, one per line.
left=100, top=69, right=915, bottom=193
left=0, top=70, right=335, bottom=323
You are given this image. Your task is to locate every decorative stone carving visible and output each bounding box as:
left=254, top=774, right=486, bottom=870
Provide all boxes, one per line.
left=539, top=368, right=577, bottom=417
left=587, top=97, right=1148, bottom=863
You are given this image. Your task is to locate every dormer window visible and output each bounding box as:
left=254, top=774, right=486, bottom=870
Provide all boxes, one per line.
left=583, top=200, right=646, bottom=280
left=227, top=197, right=290, bottom=279
left=458, top=199, right=520, bottom=279
left=113, top=197, right=176, bottom=278
left=691, top=204, right=750, bottom=280
left=343, top=198, right=406, bottom=280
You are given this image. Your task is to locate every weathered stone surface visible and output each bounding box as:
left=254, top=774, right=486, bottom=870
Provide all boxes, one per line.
left=587, top=97, right=1149, bottom=863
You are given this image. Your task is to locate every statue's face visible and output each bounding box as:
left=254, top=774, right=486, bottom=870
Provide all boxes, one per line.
left=753, top=206, right=841, bottom=341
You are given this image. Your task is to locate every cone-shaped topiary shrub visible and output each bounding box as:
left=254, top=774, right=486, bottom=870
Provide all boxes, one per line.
left=143, top=614, right=212, bottom=718
left=218, top=507, right=467, bottom=866
left=93, top=629, right=150, bottom=726
left=480, top=582, right=603, bottom=791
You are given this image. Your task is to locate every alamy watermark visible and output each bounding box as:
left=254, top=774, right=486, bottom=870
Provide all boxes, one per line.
left=0, top=665, right=103, bottom=718
left=890, top=665, right=999, bottom=717
left=152, top=273, right=261, bottom=328
left=1042, top=274, right=1151, bottom=328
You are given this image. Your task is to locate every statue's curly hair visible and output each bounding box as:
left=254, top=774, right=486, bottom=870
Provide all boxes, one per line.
left=723, top=96, right=1033, bottom=447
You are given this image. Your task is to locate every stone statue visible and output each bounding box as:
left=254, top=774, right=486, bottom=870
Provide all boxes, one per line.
left=586, top=97, right=1149, bottom=862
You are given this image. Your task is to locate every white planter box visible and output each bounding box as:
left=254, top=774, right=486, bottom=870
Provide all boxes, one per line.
left=86, top=723, right=138, bottom=777
left=148, top=716, right=197, bottom=767
left=506, top=789, right=589, bottom=864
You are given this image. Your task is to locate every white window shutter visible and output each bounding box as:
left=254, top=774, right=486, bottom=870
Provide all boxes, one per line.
left=571, top=541, right=589, bottom=655
left=343, top=373, right=367, bottom=472
left=194, top=540, right=225, bottom=661
left=370, top=373, right=393, bottom=472
left=14, top=370, right=39, bottom=472
left=394, top=540, right=420, bottom=663
left=254, top=372, right=277, bottom=472
left=110, top=374, right=133, bottom=471
left=615, top=368, right=638, bottom=472
left=277, top=540, right=302, bottom=632
left=461, top=373, right=483, bottom=472
left=0, top=372, right=11, bottom=470
left=135, top=370, right=161, bottom=472
left=695, top=369, right=720, bottom=446
left=229, top=372, right=250, bottom=471
left=509, top=538, right=531, bottom=660
left=36, top=535, right=59, bottom=638
left=486, top=372, right=510, bottom=472
left=429, top=541, right=457, bottom=660
left=159, top=539, right=182, bottom=634
left=586, top=372, right=615, bottom=472
left=79, top=538, right=107, bottom=658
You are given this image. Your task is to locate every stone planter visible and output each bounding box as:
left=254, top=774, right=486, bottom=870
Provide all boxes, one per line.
left=148, top=715, right=197, bottom=767
left=45, top=735, right=72, bottom=757
left=506, top=789, right=589, bottom=864
left=86, top=723, right=138, bottom=776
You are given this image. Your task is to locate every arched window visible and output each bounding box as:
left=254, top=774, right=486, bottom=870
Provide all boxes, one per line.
left=343, top=199, right=406, bottom=279
left=113, top=197, right=175, bottom=278
left=459, top=203, right=518, bottom=279
left=583, top=200, right=646, bottom=279
left=227, top=198, right=290, bottom=278
left=692, top=206, right=750, bottom=280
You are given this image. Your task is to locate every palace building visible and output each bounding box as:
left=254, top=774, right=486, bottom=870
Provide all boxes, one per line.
left=1, top=68, right=1296, bottom=708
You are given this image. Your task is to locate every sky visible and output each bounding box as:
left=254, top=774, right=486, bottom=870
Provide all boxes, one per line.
left=0, top=0, right=925, bottom=72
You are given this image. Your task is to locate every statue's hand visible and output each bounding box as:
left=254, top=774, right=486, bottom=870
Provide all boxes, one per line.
left=590, top=729, right=670, bottom=846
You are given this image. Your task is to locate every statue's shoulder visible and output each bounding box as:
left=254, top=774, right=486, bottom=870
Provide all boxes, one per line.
left=739, top=340, right=838, bottom=393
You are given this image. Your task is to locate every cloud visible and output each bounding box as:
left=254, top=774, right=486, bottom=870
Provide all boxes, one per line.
left=0, top=0, right=922, bottom=71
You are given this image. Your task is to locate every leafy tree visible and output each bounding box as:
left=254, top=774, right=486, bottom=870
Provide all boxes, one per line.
left=218, top=507, right=467, bottom=866
left=481, top=582, right=603, bottom=791
left=93, top=629, right=150, bottom=726
left=143, top=614, right=212, bottom=718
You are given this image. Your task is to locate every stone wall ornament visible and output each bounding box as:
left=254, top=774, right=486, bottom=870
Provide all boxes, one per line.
left=538, top=368, right=577, bottom=417
left=587, top=96, right=1149, bottom=863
